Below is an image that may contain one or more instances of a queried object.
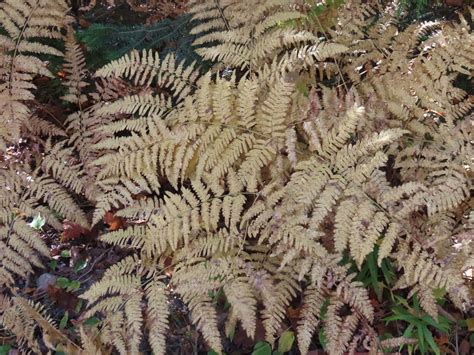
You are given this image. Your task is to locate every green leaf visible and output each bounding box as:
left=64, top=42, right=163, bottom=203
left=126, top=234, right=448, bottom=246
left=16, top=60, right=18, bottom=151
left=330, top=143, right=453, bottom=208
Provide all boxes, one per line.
left=60, top=249, right=71, bottom=258
left=48, top=259, right=58, bottom=271
left=208, top=351, right=219, bottom=355
left=417, top=325, right=426, bottom=354
left=75, top=299, right=83, bottom=313
left=394, top=295, right=411, bottom=309
left=252, top=341, right=272, bottom=355
left=413, top=294, right=421, bottom=313
left=381, top=259, right=395, bottom=285
left=67, top=280, right=81, bottom=291
left=384, top=313, right=417, bottom=323
left=367, top=251, right=382, bottom=301
left=59, top=311, right=69, bottom=329
left=29, top=214, right=46, bottom=230
left=278, top=331, right=295, bottom=353
left=421, top=315, right=450, bottom=333
left=84, top=316, right=101, bottom=327
left=73, top=259, right=88, bottom=273
left=422, top=325, right=440, bottom=355
left=56, top=277, right=70, bottom=288
left=403, top=323, right=415, bottom=338
left=0, top=345, right=12, bottom=355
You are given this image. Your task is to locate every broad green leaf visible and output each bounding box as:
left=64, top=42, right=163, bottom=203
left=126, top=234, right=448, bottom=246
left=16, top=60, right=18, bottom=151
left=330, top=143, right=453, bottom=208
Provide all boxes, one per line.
left=68, top=280, right=81, bottom=291
left=84, top=316, right=101, bottom=327
left=278, top=331, right=295, bottom=353
left=56, top=277, right=70, bottom=288
left=252, top=341, right=272, bottom=355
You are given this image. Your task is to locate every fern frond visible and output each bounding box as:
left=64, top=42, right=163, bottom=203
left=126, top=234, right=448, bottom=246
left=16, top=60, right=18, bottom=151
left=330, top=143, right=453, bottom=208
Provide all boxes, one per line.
left=62, top=29, right=88, bottom=105
left=0, top=0, right=69, bottom=144
left=145, top=280, right=170, bottom=355
left=223, top=277, right=257, bottom=339
left=96, top=49, right=199, bottom=103
left=297, top=286, right=325, bottom=354
left=187, top=295, right=223, bottom=353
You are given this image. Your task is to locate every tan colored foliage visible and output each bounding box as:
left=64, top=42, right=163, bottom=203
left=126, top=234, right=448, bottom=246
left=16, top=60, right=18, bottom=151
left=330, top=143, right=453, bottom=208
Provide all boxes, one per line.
left=0, top=1, right=472, bottom=354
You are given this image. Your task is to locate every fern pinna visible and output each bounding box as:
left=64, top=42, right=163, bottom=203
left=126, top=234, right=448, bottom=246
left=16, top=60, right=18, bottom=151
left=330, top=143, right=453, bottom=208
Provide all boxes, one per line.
left=0, top=0, right=472, bottom=354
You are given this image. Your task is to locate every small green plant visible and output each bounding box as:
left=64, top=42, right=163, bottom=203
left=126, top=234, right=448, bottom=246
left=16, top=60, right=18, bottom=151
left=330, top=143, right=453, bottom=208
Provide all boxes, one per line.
left=28, top=214, right=46, bottom=231
left=55, top=277, right=81, bottom=292
left=348, top=247, right=396, bottom=302
left=384, top=295, right=451, bottom=354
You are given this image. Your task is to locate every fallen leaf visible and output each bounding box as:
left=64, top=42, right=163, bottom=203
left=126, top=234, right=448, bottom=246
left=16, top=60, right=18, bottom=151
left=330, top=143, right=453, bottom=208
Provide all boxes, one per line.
left=61, top=220, right=90, bottom=242
left=61, top=220, right=97, bottom=243
left=46, top=285, right=79, bottom=312
left=78, top=17, right=91, bottom=28
left=437, top=334, right=449, bottom=345
left=287, top=306, right=301, bottom=319
left=104, top=211, right=125, bottom=231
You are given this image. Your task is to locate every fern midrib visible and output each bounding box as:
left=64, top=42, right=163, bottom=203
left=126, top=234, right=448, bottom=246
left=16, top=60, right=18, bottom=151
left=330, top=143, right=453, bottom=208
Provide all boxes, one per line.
left=213, top=0, right=231, bottom=32
left=8, top=1, right=41, bottom=96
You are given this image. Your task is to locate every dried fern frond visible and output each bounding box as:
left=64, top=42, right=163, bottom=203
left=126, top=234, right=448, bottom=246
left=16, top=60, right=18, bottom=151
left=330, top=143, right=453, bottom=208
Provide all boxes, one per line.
left=0, top=167, right=87, bottom=288
left=0, top=296, right=80, bottom=353
left=81, top=257, right=170, bottom=355
left=189, top=0, right=319, bottom=73
left=77, top=3, right=474, bottom=354
left=96, top=49, right=200, bottom=103
left=0, top=0, right=69, bottom=145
